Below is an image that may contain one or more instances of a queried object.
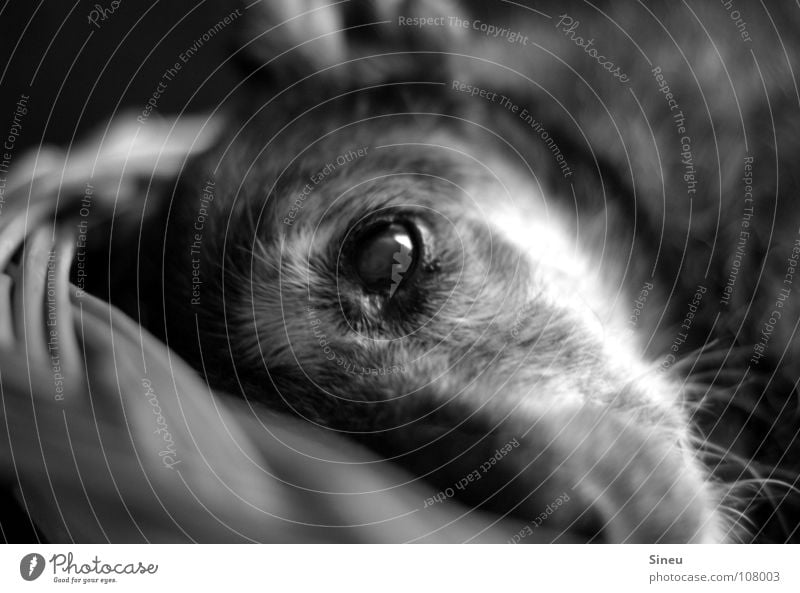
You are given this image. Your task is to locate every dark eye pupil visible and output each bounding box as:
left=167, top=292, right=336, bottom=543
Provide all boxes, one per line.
left=355, top=223, right=415, bottom=294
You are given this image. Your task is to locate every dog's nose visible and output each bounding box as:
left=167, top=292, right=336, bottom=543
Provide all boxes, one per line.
left=372, top=394, right=724, bottom=543
left=525, top=405, right=725, bottom=543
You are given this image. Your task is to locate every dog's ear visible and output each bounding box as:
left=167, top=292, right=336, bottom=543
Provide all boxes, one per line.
left=233, top=0, right=471, bottom=88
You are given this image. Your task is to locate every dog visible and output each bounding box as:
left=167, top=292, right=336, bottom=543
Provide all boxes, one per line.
left=113, top=0, right=798, bottom=543
left=3, top=0, right=798, bottom=543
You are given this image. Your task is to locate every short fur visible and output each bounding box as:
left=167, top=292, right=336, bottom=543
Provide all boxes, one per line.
left=127, top=0, right=800, bottom=542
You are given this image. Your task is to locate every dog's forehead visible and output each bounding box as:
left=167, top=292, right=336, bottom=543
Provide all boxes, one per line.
left=244, top=128, right=606, bottom=309
left=263, top=132, right=554, bottom=245
left=270, top=143, right=487, bottom=220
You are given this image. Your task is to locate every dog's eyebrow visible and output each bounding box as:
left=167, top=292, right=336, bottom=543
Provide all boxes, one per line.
left=262, top=165, right=472, bottom=240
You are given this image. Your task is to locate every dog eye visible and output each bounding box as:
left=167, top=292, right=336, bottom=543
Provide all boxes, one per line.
left=353, top=222, right=418, bottom=295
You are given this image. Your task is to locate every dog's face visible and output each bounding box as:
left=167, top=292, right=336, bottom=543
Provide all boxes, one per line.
left=155, top=89, right=729, bottom=543
left=5, top=0, right=799, bottom=547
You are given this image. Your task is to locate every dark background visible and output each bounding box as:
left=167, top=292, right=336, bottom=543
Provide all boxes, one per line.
left=0, top=0, right=240, bottom=155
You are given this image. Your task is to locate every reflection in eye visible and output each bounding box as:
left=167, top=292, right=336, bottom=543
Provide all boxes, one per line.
left=354, top=222, right=416, bottom=296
